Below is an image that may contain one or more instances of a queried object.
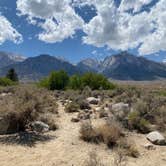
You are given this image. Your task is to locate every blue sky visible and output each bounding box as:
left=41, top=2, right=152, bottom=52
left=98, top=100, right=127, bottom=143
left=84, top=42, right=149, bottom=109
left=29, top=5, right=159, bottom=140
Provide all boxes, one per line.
left=0, top=0, right=166, bottom=63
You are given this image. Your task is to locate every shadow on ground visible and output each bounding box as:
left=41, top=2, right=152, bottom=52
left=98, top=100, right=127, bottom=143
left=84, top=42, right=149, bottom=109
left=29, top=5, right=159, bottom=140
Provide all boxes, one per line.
left=0, top=131, right=55, bottom=147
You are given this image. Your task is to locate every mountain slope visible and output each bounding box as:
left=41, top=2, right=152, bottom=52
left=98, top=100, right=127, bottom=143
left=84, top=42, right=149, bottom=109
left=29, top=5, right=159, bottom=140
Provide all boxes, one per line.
left=0, top=52, right=166, bottom=81
left=0, top=51, right=26, bottom=68
left=102, top=52, right=166, bottom=80
left=0, top=54, right=82, bottom=81
left=77, top=58, right=101, bottom=72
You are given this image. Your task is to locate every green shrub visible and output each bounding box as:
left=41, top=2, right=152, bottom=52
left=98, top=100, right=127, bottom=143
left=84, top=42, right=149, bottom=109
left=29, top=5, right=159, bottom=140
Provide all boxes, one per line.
left=38, top=70, right=69, bottom=90
left=0, top=77, right=16, bottom=86
left=6, top=68, right=18, bottom=82
left=37, top=77, right=49, bottom=88
left=49, top=70, right=69, bottom=90
left=68, top=74, right=82, bottom=90
left=127, top=111, right=151, bottom=133
left=81, top=72, right=115, bottom=90
left=138, top=118, right=151, bottom=133
left=39, top=71, right=116, bottom=91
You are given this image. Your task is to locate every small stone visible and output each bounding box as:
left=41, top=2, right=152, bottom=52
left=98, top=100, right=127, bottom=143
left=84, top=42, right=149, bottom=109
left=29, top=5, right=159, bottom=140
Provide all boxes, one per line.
left=86, top=97, right=100, bottom=105
left=71, top=117, right=80, bottom=123
left=144, top=143, right=156, bottom=150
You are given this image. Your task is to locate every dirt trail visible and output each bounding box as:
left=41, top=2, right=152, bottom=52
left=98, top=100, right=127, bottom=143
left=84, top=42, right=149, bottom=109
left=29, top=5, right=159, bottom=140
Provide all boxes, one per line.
left=0, top=102, right=112, bottom=166
left=0, top=102, right=165, bottom=166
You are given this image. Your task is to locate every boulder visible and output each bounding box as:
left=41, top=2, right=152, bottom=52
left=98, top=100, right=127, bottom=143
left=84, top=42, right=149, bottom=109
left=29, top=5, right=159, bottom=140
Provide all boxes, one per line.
left=110, top=102, right=130, bottom=120
left=146, top=131, right=165, bottom=145
left=29, top=121, right=49, bottom=133
left=86, top=97, right=100, bottom=105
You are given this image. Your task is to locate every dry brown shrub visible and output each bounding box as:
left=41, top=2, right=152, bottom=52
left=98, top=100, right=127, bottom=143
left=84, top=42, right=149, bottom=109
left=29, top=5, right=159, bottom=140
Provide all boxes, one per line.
left=80, top=121, right=100, bottom=143
left=0, top=85, right=58, bottom=133
left=83, top=151, right=106, bottom=166
left=65, top=102, right=80, bottom=113
left=96, top=121, right=122, bottom=147
left=80, top=120, right=123, bottom=147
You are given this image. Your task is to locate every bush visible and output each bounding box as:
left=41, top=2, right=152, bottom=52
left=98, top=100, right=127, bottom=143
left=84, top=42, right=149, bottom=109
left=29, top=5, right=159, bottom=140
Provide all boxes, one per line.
left=65, top=102, right=80, bottom=113
left=0, top=77, right=16, bottom=86
left=81, top=73, right=115, bottom=90
left=68, top=74, right=82, bottom=90
left=83, top=151, right=106, bottom=166
left=39, top=71, right=116, bottom=91
left=38, top=70, right=69, bottom=90
left=6, top=68, right=18, bottom=82
left=127, top=111, right=151, bottom=133
left=0, top=85, right=58, bottom=134
left=80, top=121, right=123, bottom=147
left=96, top=122, right=122, bottom=147
left=80, top=121, right=100, bottom=143
left=117, top=139, right=140, bottom=158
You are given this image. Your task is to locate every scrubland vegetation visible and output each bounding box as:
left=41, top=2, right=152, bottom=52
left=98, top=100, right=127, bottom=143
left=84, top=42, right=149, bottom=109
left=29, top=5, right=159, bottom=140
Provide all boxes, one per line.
left=0, top=70, right=166, bottom=166
left=38, top=70, right=116, bottom=90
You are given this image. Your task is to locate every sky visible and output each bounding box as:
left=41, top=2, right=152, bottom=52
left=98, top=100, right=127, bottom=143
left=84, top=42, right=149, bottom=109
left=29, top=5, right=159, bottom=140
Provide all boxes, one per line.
left=0, top=0, right=166, bottom=63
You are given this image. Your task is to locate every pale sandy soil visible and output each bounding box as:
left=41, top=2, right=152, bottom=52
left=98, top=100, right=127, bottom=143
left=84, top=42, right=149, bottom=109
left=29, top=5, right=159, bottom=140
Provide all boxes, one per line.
left=0, top=102, right=165, bottom=166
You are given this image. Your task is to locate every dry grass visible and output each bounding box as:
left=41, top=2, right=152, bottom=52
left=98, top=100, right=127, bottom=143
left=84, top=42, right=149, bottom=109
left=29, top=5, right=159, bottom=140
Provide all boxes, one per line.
left=96, top=121, right=122, bottom=147
left=80, top=121, right=100, bottom=143
left=83, top=151, right=106, bottom=166
left=117, top=138, right=140, bottom=158
left=80, top=120, right=123, bottom=147
left=0, top=85, right=58, bottom=134
left=65, top=102, right=80, bottom=113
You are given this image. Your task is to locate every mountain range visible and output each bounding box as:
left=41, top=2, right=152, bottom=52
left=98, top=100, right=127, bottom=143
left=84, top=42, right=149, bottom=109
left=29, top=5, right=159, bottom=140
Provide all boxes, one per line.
left=0, top=51, right=166, bottom=81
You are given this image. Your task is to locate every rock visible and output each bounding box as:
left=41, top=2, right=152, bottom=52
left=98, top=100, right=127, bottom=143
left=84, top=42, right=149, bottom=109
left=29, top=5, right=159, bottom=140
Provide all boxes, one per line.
left=110, top=102, right=130, bottom=120
left=78, top=112, right=90, bottom=120
left=29, top=121, right=49, bottom=133
left=71, top=117, right=80, bottom=123
left=0, top=92, right=12, bottom=97
left=95, top=107, right=101, bottom=112
left=144, top=143, right=156, bottom=150
left=0, top=117, right=9, bottom=135
left=86, top=97, right=100, bottom=105
left=99, top=112, right=108, bottom=118
left=104, top=107, right=109, bottom=111
left=146, top=131, right=165, bottom=145
left=83, top=109, right=90, bottom=113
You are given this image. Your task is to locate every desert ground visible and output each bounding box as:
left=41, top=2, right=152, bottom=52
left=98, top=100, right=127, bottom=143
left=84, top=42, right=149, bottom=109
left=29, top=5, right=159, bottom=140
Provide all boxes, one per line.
left=0, top=83, right=166, bottom=166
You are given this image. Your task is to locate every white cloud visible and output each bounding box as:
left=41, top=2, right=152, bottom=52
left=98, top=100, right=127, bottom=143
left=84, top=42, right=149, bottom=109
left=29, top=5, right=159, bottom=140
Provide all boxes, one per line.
left=0, top=15, right=22, bottom=44
left=74, top=0, right=166, bottom=55
left=16, top=0, right=166, bottom=56
left=16, top=0, right=84, bottom=43
left=119, top=0, right=153, bottom=12
left=138, top=0, right=166, bottom=55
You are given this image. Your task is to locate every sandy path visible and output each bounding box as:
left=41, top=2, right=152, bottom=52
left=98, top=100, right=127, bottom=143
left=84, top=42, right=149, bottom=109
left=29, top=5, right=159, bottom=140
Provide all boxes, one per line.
left=0, top=102, right=165, bottom=166
left=0, top=102, right=112, bottom=166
